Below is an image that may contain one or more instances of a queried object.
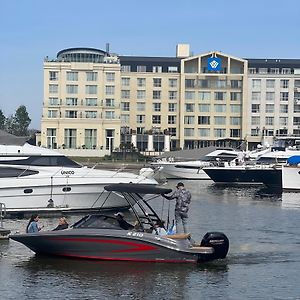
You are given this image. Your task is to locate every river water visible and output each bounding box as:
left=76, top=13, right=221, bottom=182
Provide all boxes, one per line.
left=0, top=180, right=299, bottom=300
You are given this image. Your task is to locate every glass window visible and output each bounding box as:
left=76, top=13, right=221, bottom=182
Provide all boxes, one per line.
left=137, top=115, right=145, bottom=123
left=49, top=84, right=58, bottom=94
left=215, top=92, right=226, bottom=101
left=266, top=92, right=275, bottom=102
left=86, top=72, right=97, bottom=81
left=199, top=92, right=210, bottom=101
left=199, top=104, right=210, bottom=112
left=137, top=78, right=146, bottom=87
left=67, top=72, right=78, bottom=81
left=153, top=91, right=161, bottom=100
left=64, top=129, right=77, bottom=149
left=184, top=128, right=194, bottom=136
left=137, top=65, right=146, bottom=72
left=198, top=116, right=210, bottom=125
left=252, top=79, right=261, bottom=89
left=266, top=116, right=274, bottom=125
left=65, top=110, right=77, bottom=118
left=136, top=102, right=145, bottom=111
left=105, top=99, right=115, bottom=107
left=214, top=116, right=226, bottom=125
left=121, top=65, right=131, bottom=72
left=85, top=111, right=97, bottom=118
left=121, top=90, right=130, bottom=99
left=49, top=97, right=59, bottom=105
left=106, top=72, right=115, bottom=82
left=265, top=104, right=274, bottom=113
left=121, top=114, right=130, bottom=123
left=153, top=66, right=162, bottom=73
left=230, top=117, right=241, bottom=125
left=185, top=79, right=196, bottom=88
left=230, top=104, right=241, bottom=113
left=169, top=91, right=177, bottom=100
left=66, top=85, right=78, bottom=94
left=280, top=104, right=288, bottom=113
left=49, top=71, right=58, bottom=81
left=185, top=104, right=194, bottom=112
left=85, top=98, right=97, bottom=106
left=184, top=116, right=194, bottom=124
left=106, top=86, right=115, bottom=95
left=169, top=79, right=177, bottom=87
left=198, top=128, right=210, bottom=137
left=48, top=110, right=58, bottom=118
left=66, top=98, right=78, bottom=106
left=152, top=115, right=161, bottom=124
left=231, top=80, right=242, bottom=88
left=168, top=103, right=177, bottom=112
left=251, top=92, right=261, bottom=101
left=168, top=116, right=176, bottom=124
left=230, top=92, right=242, bottom=101
left=279, top=117, right=288, bottom=126
left=214, top=104, right=226, bottom=113
left=47, top=128, right=57, bottom=149
left=252, top=104, right=260, bottom=113
left=153, top=103, right=161, bottom=112
left=137, top=90, right=146, bottom=99
left=251, top=116, right=260, bottom=125
left=280, top=80, right=289, bottom=88
left=121, top=77, right=130, bottom=86
left=105, top=111, right=115, bottom=119
left=280, top=92, right=289, bottom=101
left=86, top=85, right=97, bottom=94
left=185, top=91, right=195, bottom=100
left=121, top=102, right=130, bottom=111
left=85, top=129, right=97, bottom=149
left=266, top=79, right=275, bottom=88
left=153, top=78, right=162, bottom=87
left=214, top=129, right=226, bottom=138
left=168, top=66, right=178, bottom=73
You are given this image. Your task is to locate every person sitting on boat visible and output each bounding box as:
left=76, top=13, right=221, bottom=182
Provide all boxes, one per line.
left=26, top=214, right=44, bottom=233
left=53, top=217, right=69, bottom=231
left=162, top=182, right=191, bottom=234
left=114, top=212, right=134, bottom=230
left=152, top=220, right=167, bottom=235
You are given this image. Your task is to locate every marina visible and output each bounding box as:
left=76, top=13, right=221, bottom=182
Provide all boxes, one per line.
left=1, top=180, right=299, bottom=299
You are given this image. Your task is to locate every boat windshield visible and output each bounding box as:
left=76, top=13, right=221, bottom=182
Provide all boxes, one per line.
left=73, top=215, right=124, bottom=230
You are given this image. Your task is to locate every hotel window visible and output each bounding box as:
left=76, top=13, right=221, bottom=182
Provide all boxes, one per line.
left=198, top=116, right=210, bottom=125
left=215, top=80, right=226, bottom=88
left=230, top=92, right=242, bottom=101
left=64, top=129, right=77, bottom=149
left=121, top=102, right=130, bottom=111
left=184, top=116, right=195, bottom=124
left=198, top=79, right=209, bottom=88
left=251, top=92, right=261, bottom=101
left=230, top=104, right=241, bottom=113
left=152, top=115, right=161, bottom=124
left=47, top=110, right=58, bottom=118
left=121, top=65, right=131, bottom=72
left=86, top=85, right=97, bottom=95
left=282, top=68, right=291, bottom=74
left=120, top=114, right=129, bottom=123
left=295, top=80, right=300, bottom=88
left=169, top=78, right=178, bottom=87
left=199, top=104, right=210, bottom=112
left=168, top=128, right=176, bottom=136
left=49, top=84, right=58, bottom=94
left=86, top=72, right=97, bottom=81
left=153, top=66, right=162, bottom=73
left=121, top=90, right=130, bottom=99
left=199, top=92, right=211, bottom=101
left=65, top=110, right=77, bottom=118
left=106, top=72, right=115, bottom=82
left=252, top=79, right=261, bottom=89
left=168, top=116, right=176, bottom=124
left=230, top=129, right=240, bottom=138
left=280, top=80, right=289, bottom=88
left=280, top=104, right=289, bottom=113
left=136, top=102, right=145, bottom=111
left=85, top=98, right=97, bottom=106
left=169, top=91, right=177, bottom=100
left=266, top=92, right=275, bottom=102
left=153, top=103, right=161, bottom=112
left=168, top=103, right=177, bottom=112
left=214, top=129, right=226, bottom=138
left=185, top=91, right=195, bottom=100
left=215, top=92, right=226, bottom=101
left=230, top=117, right=241, bottom=125
left=105, top=99, right=115, bottom=107
left=137, top=65, right=146, bottom=72
left=270, top=68, right=279, bottom=74
left=47, top=128, right=57, bottom=149
left=251, top=116, right=260, bottom=125
left=259, top=68, right=268, bottom=74
left=85, top=111, right=97, bottom=118
left=198, top=128, right=210, bottom=137
left=266, top=116, right=274, bottom=125
left=265, top=104, right=274, bottom=113
left=279, top=117, right=288, bottom=126
left=185, top=104, right=194, bottom=112
left=49, top=97, right=59, bottom=105
left=168, top=66, right=178, bottom=73
left=153, top=91, right=161, bottom=100
left=214, top=116, right=226, bottom=125
left=121, top=77, right=130, bottom=86
left=251, top=104, right=260, bottom=113
left=137, top=90, right=146, bottom=99
left=137, top=115, right=145, bottom=123
left=105, top=111, right=115, bottom=119
left=137, top=78, right=146, bottom=87
left=66, top=84, right=78, bottom=94
left=266, top=79, right=275, bottom=88
left=185, top=79, right=196, bottom=88
left=293, top=117, right=300, bottom=125
left=137, top=127, right=145, bottom=134
left=230, top=80, right=242, bottom=89
left=66, top=72, right=78, bottom=81
left=184, top=128, right=194, bottom=136
left=85, top=129, right=97, bottom=149
left=248, top=68, right=257, bottom=74
left=66, top=98, right=78, bottom=106
left=106, top=86, right=115, bottom=95
left=280, top=92, right=289, bottom=101
left=214, top=104, right=226, bottom=113
left=294, top=104, right=300, bottom=113
left=153, top=78, right=162, bottom=87
left=49, top=71, right=58, bottom=81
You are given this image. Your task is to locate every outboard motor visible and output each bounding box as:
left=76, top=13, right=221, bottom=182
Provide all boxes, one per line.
left=201, top=232, right=229, bottom=259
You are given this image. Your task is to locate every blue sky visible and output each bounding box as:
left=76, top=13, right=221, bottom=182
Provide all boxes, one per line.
left=0, top=0, right=299, bottom=129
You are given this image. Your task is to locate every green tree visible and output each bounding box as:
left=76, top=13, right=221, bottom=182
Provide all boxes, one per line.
left=13, top=105, right=31, bottom=136
left=5, top=115, right=15, bottom=134
left=0, top=109, right=6, bottom=129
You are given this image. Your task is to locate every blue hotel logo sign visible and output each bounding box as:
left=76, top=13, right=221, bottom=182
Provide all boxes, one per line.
left=208, top=57, right=222, bottom=71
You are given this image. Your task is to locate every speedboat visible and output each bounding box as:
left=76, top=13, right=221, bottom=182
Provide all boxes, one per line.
left=0, top=143, right=157, bottom=216
left=151, top=149, right=244, bottom=180
left=10, top=183, right=229, bottom=263
left=203, top=147, right=300, bottom=187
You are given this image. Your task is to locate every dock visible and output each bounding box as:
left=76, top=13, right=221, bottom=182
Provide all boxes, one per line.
left=0, top=203, right=10, bottom=239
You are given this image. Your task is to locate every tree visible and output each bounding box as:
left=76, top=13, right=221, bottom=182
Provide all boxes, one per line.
left=12, top=105, right=31, bottom=136
left=0, top=109, right=6, bottom=129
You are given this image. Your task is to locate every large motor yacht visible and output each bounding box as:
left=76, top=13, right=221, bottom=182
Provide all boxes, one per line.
left=0, top=143, right=157, bottom=216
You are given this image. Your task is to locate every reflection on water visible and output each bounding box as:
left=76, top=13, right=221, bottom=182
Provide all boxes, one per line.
left=281, top=192, right=300, bottom=209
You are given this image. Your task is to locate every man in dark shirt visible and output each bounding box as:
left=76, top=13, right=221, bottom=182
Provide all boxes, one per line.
left=53, top=217, right=69, bottom=231
left=114, top=212, right=134, bottom=230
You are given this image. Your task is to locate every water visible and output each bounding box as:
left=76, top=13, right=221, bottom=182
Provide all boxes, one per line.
left=1, top=181, right=300, bottom=299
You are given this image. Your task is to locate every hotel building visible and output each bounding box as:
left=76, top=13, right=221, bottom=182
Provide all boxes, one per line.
left=40, top=45, right=300, bottom=155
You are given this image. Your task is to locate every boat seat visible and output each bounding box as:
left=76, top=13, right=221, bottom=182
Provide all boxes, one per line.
left=166, top=233, right=191, bottom=240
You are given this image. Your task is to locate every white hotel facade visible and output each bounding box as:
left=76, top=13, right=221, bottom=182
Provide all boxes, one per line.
left=40, top=44, right=300, bottom=156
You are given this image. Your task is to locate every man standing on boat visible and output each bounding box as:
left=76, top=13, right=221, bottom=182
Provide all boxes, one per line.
left=163, top=182, right=191, bottom=234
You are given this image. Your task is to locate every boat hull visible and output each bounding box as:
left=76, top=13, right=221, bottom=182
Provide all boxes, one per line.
left=282, top=166, right=300, bottom=191
left=10, top=230, right=218, bottom=263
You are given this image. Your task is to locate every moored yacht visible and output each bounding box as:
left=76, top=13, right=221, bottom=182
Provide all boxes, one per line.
left=281, top=156, right=300, bottom=191
left=0, top=143, right=157, bottom=216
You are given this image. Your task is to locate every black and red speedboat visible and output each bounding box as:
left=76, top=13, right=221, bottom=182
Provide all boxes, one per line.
left=10, top=184, right=229, bottom=263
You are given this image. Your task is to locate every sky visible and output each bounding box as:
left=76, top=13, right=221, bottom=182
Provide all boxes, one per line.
left=0, top=0, right=300, bottom=129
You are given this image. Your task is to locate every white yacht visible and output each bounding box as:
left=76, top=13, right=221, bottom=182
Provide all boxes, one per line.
left=281, top=155, right=300, bottom=191
left=151, top=149, right=243, bottom=179
left=0, top=143, right=157, bottom=216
